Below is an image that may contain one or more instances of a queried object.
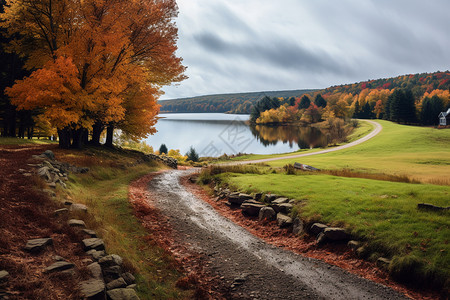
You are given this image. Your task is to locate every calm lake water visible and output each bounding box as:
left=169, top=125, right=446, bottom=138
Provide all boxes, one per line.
left=143, top=113, right=327, bottom=156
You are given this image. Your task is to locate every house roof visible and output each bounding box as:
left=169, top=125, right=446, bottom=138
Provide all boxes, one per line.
left=439, top=108, right=450, bottom=118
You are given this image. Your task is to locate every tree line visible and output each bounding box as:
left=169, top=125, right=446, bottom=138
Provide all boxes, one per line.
left=0, top=0, right=186, bottom=148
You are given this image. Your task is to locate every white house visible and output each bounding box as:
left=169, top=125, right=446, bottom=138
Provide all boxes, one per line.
left=439, top=108, right=450, bottom=126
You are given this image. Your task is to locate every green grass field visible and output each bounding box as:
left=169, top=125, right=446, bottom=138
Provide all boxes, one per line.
left=235, top=121, right=450, bottom=184
left=206, top=121, right=450, bottom=290
left=219, top=171, right=449, bottom=289
left=0, top=137, right=56, bottom=145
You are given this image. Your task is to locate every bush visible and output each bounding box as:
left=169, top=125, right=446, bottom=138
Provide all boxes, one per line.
left=186, top=146, right=199, bottom=162
left=159, top=143, right=168, bottom=154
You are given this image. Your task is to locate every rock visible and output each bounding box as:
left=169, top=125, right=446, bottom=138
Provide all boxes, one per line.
left=87, top=263, right=103, bottom=279
left=258, top=207, right=276, bottom=221
left=264, top=194, right=278, bottom=203
left=37, top=167, right=51, bottom=181
left=276, top=213, right=293, bottom=228
left=86, top=249, right=106, bottom=261
left=107, top=288, right=140, bottom=300
left=316, top=232, right=327, bottom=245
left=417, top=203, right=449, bottom=211
left=43, top=189, right=56, bottom=197
left=292, top=218, right=304, bottom=235
left=70, top=203, right=88, bottom=213
left=228, top=193, right=252, bottom=205
left=47, top=182, right=57, bottom=189
left=254, top=193, right=262, bottom=201
left=272, top=197, right=289, bottom=205
left=54, top=208, right=69, bottom=216
left=376, top=257, right=391, bottom=270
left=99, top=255, right=123, bottom=268
left=106, top=278, right=127, bottom=290
left=323, top=227, right=351, bottom=241
left=64, top=199, right=73, bottom=206
left=82, top=229, right=97, bottom=238
left=278, top=203, right=293, bottom=214
left=121, top=272, right=135, bottom=285
left=288, top=199, right=298, bottom=204
left=240, top=201, right=265, bottom=216
left=0, top=270, right=9, bottom=282
left=44, top=261, right=74, bottom=273
left=347, top=240, right=360, bottom=251
left=24, top=238, right=53, bottom=252
left=68, top=219, right=86, bottom=228
left=356, top=246, right=367, bottom=258
left=43, top=150, right=55, bottom=160
left=310, top=223, right=328, bottom=235
left=52, top=255, right=65, bottom=261
left=79, top=279, right=105, bottom=298
left=127, top=284, right=137, bottom=289
left=293, top=162, right=320, bottom=171
left=82, top=238, right=105, bottom=251
left=103, top=266, right=122, bottom=282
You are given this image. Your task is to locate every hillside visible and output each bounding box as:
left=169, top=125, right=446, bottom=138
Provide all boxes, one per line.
left=159, top=71, right=450, bottom=116
left=159, top=89, right=316, bottom=114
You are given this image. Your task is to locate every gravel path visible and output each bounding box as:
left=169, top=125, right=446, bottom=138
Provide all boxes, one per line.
left=227, top=120, right=382, bottom=165
left=148, top=169, right=408, bottom=300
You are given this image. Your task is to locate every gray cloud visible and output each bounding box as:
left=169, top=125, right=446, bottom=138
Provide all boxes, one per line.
left=162, top=0, right=450, bottom=100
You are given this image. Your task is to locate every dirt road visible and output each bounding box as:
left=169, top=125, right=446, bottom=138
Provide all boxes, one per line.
left=227, top=120, right=382, bottom=165
left=148, top=169, right=408, bottom=300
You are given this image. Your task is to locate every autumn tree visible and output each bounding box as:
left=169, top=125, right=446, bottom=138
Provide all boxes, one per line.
left=2, top=0, right=186, bottom=148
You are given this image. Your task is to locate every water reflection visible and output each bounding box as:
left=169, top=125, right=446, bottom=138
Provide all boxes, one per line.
left=144, top=113, right=328, bottom=156
left=250, top=124, right=328, bottom=149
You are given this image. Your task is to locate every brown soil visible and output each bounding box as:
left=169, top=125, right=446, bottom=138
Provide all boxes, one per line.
left=180, top=174, right=440, bottom=300
left=0, top=144, right=90, bottom=299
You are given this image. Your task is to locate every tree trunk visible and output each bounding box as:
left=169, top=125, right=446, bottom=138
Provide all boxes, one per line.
left=91, top=122, right=104, bottom=145
left=58, top=128, right=71, bottom=149
left=5, top=104, right=16, bottom=137
left=71, top=128, right=85, bottom=149
left=82, top=128, right=89, bottom=145
left=105, top=125, right=114, bottom=148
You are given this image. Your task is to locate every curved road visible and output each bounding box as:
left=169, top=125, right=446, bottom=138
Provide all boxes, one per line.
left=229, top=120, right=382, bottom=165
left=149, top=169, right=407, bottom=300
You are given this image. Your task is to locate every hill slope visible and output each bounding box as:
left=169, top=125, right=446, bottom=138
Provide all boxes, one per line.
left=159, top=89, right=316, bottom=113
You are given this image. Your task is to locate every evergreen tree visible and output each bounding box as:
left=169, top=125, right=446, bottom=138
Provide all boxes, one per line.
left=186, top=146, right=199, bottom=162
left=314, top=94, right=327, bottom=108
left=389, top=89, right=416, bottom=124
left=159, top=144, right=168, bottom=154
left=298, top=95, right=311, bottom=109
left=421, top=96, right=443, bottom=125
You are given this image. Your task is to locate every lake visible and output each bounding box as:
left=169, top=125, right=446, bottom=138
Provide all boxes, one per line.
left=143, top=113, right=327, bottom=156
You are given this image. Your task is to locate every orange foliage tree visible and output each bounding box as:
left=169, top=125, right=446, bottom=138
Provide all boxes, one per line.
left=1, top=0, right=186, bottom=148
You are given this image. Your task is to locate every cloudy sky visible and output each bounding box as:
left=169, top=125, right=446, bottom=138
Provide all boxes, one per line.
left=161, top=0, right=450, bottom=100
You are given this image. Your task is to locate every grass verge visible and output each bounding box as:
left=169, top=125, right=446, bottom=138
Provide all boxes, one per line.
left=0, top=137, right=57, bottom=145
left=54, top=147, right=191, bottom=299
left=217, top=171, right=449, bottom=291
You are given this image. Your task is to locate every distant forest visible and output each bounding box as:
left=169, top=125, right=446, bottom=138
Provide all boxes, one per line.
left=159, top=72, right=450, bottom=120
left=159, top=90, right=316, bottom=114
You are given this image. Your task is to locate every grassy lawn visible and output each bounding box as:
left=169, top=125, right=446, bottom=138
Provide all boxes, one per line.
left=257, top=121, right=450, bottom=184
left=221, top=172, right=449, bottom=289
left=0, top=137, right=56, bottom=145
left=54, top=148, right=191, bottom=299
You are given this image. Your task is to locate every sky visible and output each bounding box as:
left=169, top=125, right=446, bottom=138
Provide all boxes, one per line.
left=161, top=0, right=450, bottom=100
